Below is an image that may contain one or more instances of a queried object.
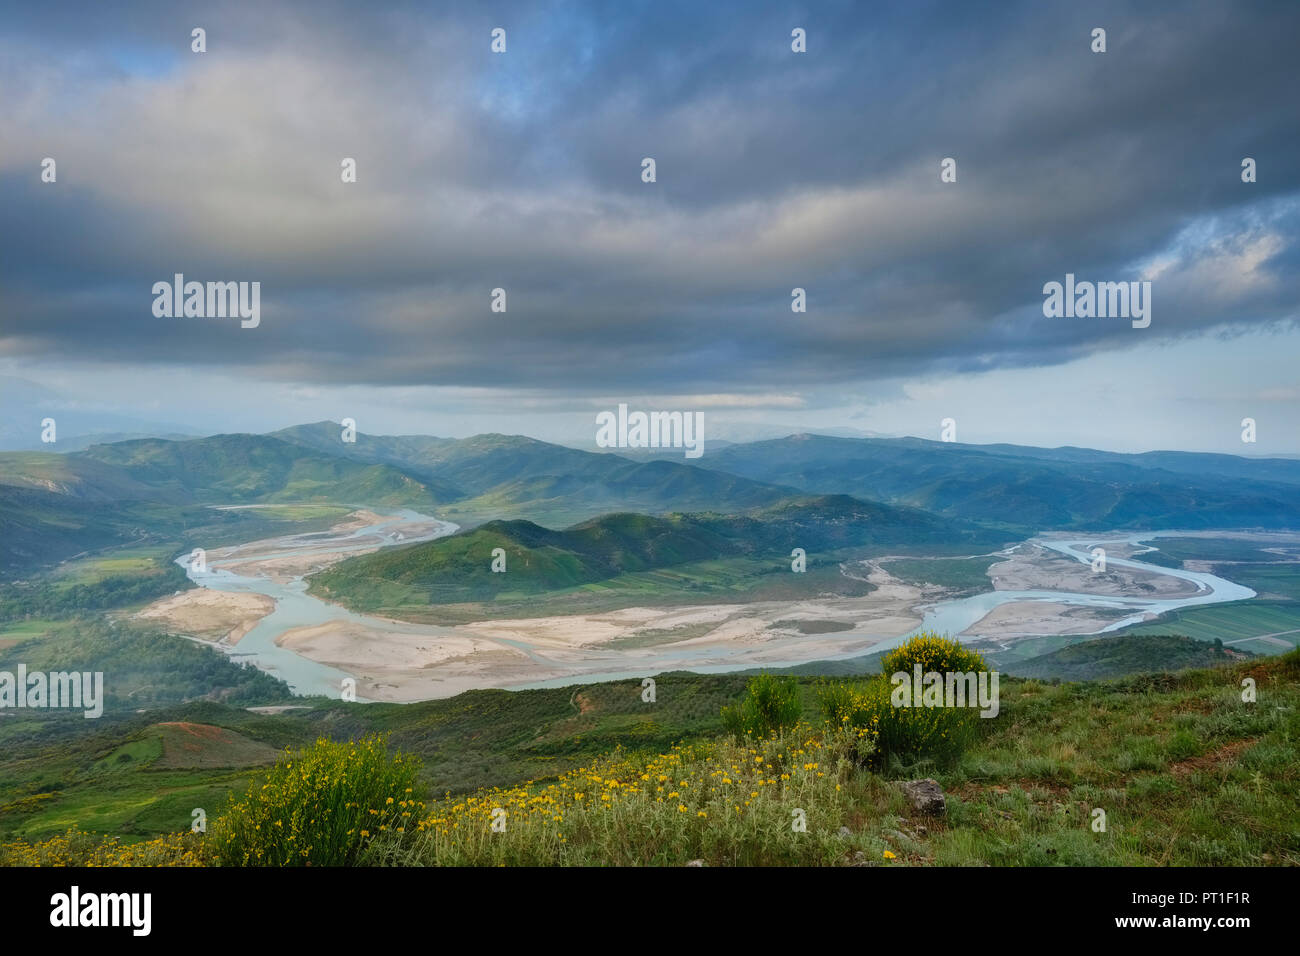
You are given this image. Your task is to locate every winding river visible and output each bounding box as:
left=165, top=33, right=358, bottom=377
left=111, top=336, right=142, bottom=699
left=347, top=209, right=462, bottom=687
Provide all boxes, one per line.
left=180, top=509, right=459, bottom=698
left=871, top=534, right=1255, bottom=657
left=177, top=512, right=1257, bottom=699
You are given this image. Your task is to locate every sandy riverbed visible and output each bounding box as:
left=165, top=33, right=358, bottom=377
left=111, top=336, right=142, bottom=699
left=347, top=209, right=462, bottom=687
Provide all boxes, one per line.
left=203, top=509, right=447, bottom=583
left=265, top=561, right=933, bottom=701
left=960, top=600, right=1149, bottom=640
left=988, top=542, right=1200, bottom=597
left=274, top=620, right=539, bottom=701
left=136, top=588, right=276, bottom=645
left=140, top=511, right=1260, bottom=701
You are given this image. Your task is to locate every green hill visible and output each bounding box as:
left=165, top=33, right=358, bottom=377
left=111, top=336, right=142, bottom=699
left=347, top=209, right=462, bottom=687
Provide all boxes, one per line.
left=75, top=433, right=455, bottom=507
left=273, top=423, right=792, bottom=525
left=1005, top=633, right=1246, bottom=681
left=0, top=484, right=161, bottom=574
left=0, top=425, right=797, bottom=576
left=0, top=434, right=457, bottom=573
left=309, top=494, right=1009, bottom=614
left=0, top=452, right=165, bottom=501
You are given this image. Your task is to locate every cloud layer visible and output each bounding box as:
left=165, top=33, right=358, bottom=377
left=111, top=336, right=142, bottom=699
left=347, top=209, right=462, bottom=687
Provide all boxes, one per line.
left=2, top=0, right=1298, bottom=402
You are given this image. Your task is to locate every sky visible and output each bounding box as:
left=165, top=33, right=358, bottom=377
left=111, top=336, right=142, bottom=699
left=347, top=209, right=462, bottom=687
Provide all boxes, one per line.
left=1, top=0, right=1297, bottom=454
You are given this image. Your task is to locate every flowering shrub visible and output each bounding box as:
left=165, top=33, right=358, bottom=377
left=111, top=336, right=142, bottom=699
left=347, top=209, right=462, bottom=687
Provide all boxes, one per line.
left=367, top=725, right=863, bottom=866
left=0, top=828, right=203, bottom=867
left=825, top=632, right=991, bottom=771
left=721, top=673, right=802, bottom=740
left=211, top=733, right=423, bottom=866
left=879, top=631, right=990, bottom=678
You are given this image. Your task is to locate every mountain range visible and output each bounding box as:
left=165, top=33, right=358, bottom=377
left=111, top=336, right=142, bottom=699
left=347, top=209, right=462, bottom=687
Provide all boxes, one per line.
left=1, top=422, right=1298, bottom=575
left=690, top=434, right=1300, bottom=531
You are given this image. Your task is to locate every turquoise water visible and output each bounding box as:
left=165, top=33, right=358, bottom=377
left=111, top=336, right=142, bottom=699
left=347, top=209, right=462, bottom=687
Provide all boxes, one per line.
left=179, top=515, right=1257, bottom=700
left=179, top=509, right=460, bottom=699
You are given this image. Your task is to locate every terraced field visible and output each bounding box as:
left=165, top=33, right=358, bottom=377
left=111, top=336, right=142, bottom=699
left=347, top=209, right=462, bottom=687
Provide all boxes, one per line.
left=1125, top=600, right=1300, bottom=653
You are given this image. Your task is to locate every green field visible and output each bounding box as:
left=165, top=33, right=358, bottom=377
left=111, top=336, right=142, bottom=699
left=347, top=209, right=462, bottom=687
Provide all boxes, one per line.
left=0, top=619, right=63, bottom=646
left=881, top=555, right=998, bottom=595
left=214, top=503, right=355, bottom=522
left=1210, top=563, right=1300, bottom=602
left=1123, top=600, right=1300, bottom=652
left=0, top=672, right=757, bottom=842
left=1003, top=633, right=1247, bottom=680
left=1138, top=536, right=1300, bottom=566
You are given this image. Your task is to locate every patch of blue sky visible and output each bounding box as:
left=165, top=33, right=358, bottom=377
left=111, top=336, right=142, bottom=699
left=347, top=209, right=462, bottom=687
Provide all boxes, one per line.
left=108, top=44, right=180, bottom=80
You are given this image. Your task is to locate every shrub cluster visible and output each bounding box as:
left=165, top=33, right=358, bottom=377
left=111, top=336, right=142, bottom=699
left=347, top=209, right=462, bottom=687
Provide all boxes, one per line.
left=211, top=733, right=424, bottom=866
left=821, top=631, right=991, bottom=771
left=720, top=673, right=802, bottom=739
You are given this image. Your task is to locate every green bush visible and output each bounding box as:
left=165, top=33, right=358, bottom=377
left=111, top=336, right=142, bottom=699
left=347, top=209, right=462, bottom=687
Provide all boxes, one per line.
left=210, top=734, right=424, bottom=866
left=815, top=679, right=880, bottom=766
left=879, top=631, right=990, bottom=678
left=824, top=632, right=993, bottom=771
left=721, top=673, right=802, bottom=739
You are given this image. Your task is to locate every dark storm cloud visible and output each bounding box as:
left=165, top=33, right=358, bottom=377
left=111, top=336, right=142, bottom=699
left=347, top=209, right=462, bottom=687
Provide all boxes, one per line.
left=1, top=0, right=1297, bottom=394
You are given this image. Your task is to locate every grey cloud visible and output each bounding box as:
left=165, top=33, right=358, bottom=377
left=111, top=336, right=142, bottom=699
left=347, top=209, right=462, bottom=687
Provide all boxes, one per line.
left=1, top=0, right=1297, bottom=397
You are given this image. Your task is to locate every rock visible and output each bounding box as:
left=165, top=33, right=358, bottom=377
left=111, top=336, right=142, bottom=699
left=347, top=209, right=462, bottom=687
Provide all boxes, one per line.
left=900, top=778, right=946, bottom=816
left=837, top=826, right=853, bottom=839
left=685, top=859, right=705, bottom=867
left=849, top=850, right=868, bottom=866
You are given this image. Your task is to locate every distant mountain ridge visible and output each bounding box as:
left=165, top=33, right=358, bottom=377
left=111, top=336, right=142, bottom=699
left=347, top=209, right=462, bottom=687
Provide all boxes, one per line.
left=1, top=421, right=1298, bottom=575
left=272, top=422, right=792, bottom=524
left=692, top=434, right=1300, bottom=531
left=75, top=433, right=454, bottom=507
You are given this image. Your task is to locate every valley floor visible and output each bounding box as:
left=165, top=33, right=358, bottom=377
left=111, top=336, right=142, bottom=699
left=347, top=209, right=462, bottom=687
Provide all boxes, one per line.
left=131, top=509, right=1294, bottom=702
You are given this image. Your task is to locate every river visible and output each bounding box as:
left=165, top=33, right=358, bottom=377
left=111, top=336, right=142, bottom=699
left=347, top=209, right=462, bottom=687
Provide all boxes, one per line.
left=178, top=512, right=1257, bottom=699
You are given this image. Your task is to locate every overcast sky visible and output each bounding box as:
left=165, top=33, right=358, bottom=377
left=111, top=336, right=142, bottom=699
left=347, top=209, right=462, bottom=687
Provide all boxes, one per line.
left=1, top=0, right=1297, bottom=453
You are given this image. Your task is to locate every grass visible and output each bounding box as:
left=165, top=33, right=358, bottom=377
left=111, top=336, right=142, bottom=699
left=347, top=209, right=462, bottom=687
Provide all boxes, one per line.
left=3, top=646, right=1297, bottom=865
left=1211, top=563, right=1300, bottom=602
left=314, top=556, right=872, bottom=624
left=1137, top=536, right=1299, bottom=566
left=367, top=727, right=869, bottom=866
left=0, top=673, right=753, bottom=843
left=928, top=659, right=1300, bottom=865
left=1003, top=634, right=1247, bottom=681
left=372, top=650, right=1299, bottom=866
left=0, top=619, right=62, bottom=645
left=213, top=503, right=355, bottom=522
left=1123, top=600, right=1300, bottom=651
left=148, top=721, right=283, bottom=770
left=881, top=555, right=998, bottom=596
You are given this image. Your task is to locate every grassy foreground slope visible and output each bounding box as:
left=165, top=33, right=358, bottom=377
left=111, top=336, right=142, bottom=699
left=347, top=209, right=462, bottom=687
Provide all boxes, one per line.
left=3, top=640, right=1297, bottom=866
